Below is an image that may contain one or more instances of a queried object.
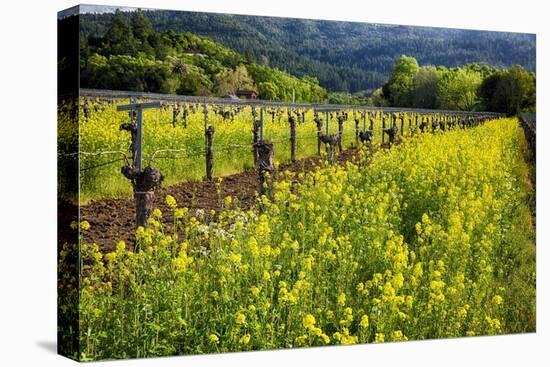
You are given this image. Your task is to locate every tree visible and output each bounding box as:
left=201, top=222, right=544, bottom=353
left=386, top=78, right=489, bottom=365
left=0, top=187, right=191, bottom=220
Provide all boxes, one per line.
left=412, top=66, right=440, bottom=109
left=479, top=65, right=535, bottom=115
left=130, top=9, right=155, bottom=56
left=233, top=65, right=255, bottom=90
left=130, top=9, right=154, bottom=43
left=167, top=58, right=212, bottom=95
left=384, top=55, right=419, bottom=107
left=438, top=68, right=482, bottom=111
left=172, top=60, right=189, bottom=77
left=214, top=65, right=254, bottom=95
left=258, top=82, right=279, bottom=100
left=372, top=87, right=389, bottom=107
left=102, top=10, right=137, bottom=56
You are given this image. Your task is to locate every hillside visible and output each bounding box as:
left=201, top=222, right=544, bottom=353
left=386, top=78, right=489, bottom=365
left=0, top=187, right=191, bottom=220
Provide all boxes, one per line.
left=80, top=8, right=536, bottom=93
left=79, top=10, right=327, bottom=102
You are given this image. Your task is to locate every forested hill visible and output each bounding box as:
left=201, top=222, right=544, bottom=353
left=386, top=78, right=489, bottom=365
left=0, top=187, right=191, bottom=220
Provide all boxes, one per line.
left=80, top=9, right=536, bottom=93
left=78, top=10, right=327, bottom=102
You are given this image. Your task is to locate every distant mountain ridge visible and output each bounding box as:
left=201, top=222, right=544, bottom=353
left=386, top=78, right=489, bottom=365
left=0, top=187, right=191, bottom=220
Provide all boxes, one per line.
left=79, top=8, right=536, bottom=93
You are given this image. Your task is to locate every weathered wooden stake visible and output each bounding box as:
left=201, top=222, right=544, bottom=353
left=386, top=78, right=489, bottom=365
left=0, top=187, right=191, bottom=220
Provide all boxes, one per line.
left=205, top=125, right=215, bottom=181
left=253, top=118, right=260, bottom=166
left=172, top=104, right=180, bottom=128
left=314, top=115, right=323, bottom=155
left=117, top=101, right=162, bottom=236
left=260, top=108, right=264, bottom=141
left=337, top=114, right=345, bottom=153
left=257, top=141, right=275, bottom=199
left=355, top=117, right=360, bottom=147
left=382, top=115, right=386, bottom=144
left=203, top=98, right=208, bottom=149
left=289, top=114, right=297, bottom=162
left=325, top=111, right=330, bottom=136
left=183, top=106, right=188, bottom=128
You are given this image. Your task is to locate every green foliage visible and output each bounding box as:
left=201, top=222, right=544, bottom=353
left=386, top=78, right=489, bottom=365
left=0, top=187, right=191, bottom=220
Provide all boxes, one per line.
left=371, top=88, right=389, bottom=107
left=102, top=10, right=137, bottom=57
left=214, top=64, right=254, bottom=95
left=327, top=92, right=372, bottom=106
left=80, top=13, right=327, bottom=102
left=412, top=66, right=440, bottom=109
left=79, top=10, right=536, bottom=93
left=247, top=64, right=327, bottom=102
left=383, top=56, right=419, bottom=107
left=257, top=81, right=279, bottom=100
left=379, top=56, right=536, bottom=113
left=438, top=68, right=483, bottom=111
left=86, top=54, right=178, bottom=94
left=479, top=65, right=536, bottom=115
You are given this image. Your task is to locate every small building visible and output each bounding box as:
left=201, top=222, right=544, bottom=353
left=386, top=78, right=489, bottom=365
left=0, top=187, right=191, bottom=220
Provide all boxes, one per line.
left=236, top=90, right=258, bottom=99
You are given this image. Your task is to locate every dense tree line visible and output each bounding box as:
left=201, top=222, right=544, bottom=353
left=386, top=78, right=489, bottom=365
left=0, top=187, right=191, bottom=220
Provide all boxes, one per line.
left=377, top=55, right=535, bottom=115
left=80, top=10, right=535, bottom=94
left=79, top=10, right=327, bottom=102
left=79, top=9, right=535, bottom=111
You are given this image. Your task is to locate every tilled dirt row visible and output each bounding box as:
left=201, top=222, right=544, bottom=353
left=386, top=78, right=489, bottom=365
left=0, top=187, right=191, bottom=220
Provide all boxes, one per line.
left=68, top=149, right=360, bottom=251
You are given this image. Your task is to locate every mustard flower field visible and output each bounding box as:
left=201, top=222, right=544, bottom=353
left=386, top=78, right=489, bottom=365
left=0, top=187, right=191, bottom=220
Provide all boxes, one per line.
left=58, top=118, right=535, bottom=360
left=60, top=100, right=400, bottom=202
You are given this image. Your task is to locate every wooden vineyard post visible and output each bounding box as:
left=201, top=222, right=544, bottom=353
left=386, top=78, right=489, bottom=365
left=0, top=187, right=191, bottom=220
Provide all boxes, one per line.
left=117, top=101, right=162, bottom=238
left=172, top=104, right=180, bottom=128
left=257, top=141, right=275, bottom=199
left=83, top=100, right=91, bottom=122
left=355, top=113, right=360, bottom=147
left=390, top=115, right=398, bottom=144
left=288, top=112, right=297, bottom=162
left=439, top=114, right=446, bottom=131
left=432, top=115, right=438, bottom=133
left=253, top=107, right=264, bottom=167
left=369, top=114, right=374, bottom=131
left=183, top=105, right=188, bottom=128
left=326, top=110, right=333, bottom=161
left=205, top=125, right=215, bottom=181
left=329, top=137, right=337, bottom=164
left=253, top=118, right=260, bottom=166
left=315, top=108, right=340, bottom=164
left=260, top=108, right=264, bottom=142
left=337, top=114, right=345, bottom=153
left=325, top=111, right=330, bottom=136
left=253, top=108, right=274, bottom=198
left=314, top=114, right=323, bottom=156
left=400, top=114, right=405, bottom=136
left=382, top=113, right=398, bottom=145
left=382, top=114, right=386, bottom=144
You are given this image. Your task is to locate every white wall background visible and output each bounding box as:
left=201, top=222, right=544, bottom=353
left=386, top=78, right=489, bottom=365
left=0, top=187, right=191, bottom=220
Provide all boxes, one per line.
left=0, top=0, right=546, bottom=365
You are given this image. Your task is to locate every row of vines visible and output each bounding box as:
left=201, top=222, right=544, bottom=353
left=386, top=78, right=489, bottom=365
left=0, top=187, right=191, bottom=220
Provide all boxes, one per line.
left=58, top=97, right=499, bottom=202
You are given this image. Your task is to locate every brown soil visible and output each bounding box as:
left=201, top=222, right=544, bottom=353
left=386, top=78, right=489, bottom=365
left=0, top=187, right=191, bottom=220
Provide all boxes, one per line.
left=71, top=148, right=361, bottom=251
